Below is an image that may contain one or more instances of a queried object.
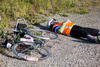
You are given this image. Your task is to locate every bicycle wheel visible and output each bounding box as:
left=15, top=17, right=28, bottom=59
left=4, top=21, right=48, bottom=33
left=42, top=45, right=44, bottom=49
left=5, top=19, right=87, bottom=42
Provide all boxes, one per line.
left=27, top=29, right=58, bottom=39
left=12, top=42, right=50, bottom=62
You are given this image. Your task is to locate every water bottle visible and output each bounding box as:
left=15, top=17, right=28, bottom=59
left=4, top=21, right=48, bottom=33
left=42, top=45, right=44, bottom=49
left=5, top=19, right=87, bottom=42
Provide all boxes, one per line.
left=20, top=38, right=33, bottom=42
left=24, top=35, right=31, bottom=39
left=20, top=35, right=34, bottom=42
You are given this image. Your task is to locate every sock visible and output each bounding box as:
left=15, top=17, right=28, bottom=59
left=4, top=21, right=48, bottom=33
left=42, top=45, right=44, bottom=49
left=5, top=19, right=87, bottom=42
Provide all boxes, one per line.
left=87, top=34, right=98, bottom=43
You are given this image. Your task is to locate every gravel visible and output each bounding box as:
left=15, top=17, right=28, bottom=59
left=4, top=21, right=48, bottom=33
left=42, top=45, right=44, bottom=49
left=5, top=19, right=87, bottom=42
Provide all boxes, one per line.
left=0, top=6, right=100, bottom=67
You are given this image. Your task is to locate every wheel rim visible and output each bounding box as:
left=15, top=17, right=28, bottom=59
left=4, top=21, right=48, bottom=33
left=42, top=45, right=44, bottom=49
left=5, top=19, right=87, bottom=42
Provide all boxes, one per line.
left=12, top=43, right=50, bottom=61
left=27, top=29, right=58, bottom=40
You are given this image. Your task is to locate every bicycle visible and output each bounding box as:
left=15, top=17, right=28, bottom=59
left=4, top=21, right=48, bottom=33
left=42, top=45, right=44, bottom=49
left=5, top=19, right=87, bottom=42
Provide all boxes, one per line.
left=4, top=18, right=58, bottom=62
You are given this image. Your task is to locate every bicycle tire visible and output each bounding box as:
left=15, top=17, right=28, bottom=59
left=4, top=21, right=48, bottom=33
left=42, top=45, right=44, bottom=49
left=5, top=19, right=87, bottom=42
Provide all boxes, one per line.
left=12, top=42, right=50, bottom=62
left=27, top=29, right=58, bottom=40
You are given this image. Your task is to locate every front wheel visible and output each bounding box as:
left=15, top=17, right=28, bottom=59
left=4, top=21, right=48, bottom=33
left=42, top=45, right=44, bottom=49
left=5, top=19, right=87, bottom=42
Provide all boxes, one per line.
left=12, top=43, right=50, bottom=62
left=27, top=29, right=58, bottom=40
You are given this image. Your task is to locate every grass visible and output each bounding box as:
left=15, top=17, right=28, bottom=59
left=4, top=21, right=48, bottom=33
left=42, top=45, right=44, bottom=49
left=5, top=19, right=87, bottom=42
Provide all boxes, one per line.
left=75, top=7, right=88, bottom=14
left=0, top=0, right=99, bottom=29
left=61, top=14, right=69, bottom=17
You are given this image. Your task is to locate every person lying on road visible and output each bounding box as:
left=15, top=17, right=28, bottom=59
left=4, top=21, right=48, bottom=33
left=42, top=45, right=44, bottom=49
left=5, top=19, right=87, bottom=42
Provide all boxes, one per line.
left=47, top=18, right=100, bottom=43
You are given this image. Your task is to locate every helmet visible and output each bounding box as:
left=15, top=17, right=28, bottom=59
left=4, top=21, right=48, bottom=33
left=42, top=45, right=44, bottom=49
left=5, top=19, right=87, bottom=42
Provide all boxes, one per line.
left=47, top=18, right=56, bottom=29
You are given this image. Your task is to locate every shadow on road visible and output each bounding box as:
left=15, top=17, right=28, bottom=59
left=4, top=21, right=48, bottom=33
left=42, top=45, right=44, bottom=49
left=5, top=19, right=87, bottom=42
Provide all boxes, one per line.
left=71, top=37, right=97, bottom=44
left=0, top=42, right=25, bottom=61
left=32, top=24, right=47, bottom=30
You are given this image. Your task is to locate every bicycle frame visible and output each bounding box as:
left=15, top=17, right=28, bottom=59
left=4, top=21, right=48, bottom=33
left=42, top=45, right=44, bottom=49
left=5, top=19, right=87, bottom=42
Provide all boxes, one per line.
left=14, top=30, right=26, bottom=43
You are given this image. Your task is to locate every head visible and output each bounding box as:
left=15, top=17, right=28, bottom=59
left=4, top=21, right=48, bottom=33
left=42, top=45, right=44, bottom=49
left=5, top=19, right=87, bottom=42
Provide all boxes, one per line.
left=47, top=18, right=59, bottom=29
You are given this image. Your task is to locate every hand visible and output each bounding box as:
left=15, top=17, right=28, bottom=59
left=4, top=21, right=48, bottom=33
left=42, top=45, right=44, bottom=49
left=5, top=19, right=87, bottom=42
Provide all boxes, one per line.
left=63, top=20, right=67, bottom=23
left=64, top=19, right=72, bottom=23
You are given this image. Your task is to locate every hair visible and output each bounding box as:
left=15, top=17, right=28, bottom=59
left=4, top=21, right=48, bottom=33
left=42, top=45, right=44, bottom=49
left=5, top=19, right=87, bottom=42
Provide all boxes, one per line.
left=50, top=24, right=53, bottom=29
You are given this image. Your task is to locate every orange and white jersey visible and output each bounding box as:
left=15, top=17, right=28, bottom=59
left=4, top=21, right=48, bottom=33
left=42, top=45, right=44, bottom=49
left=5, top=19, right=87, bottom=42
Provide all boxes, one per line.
left=52, top=22, right=75, bottom=35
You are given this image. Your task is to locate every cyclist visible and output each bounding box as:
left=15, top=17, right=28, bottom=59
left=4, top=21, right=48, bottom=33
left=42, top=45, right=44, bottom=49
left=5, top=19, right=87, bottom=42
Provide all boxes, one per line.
left=47, top=18, right=100, bottom=43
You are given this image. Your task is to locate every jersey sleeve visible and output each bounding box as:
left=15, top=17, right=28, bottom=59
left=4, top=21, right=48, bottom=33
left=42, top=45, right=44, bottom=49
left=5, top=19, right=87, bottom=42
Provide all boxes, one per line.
left=57, top=22, right=66, bottom=33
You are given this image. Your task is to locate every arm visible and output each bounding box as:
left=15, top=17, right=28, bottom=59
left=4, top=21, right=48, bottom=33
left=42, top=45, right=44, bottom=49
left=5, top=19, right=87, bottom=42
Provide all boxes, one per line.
left=57, top=22, right=66, bottom=33
left=57, top=19, right=72, bottom=33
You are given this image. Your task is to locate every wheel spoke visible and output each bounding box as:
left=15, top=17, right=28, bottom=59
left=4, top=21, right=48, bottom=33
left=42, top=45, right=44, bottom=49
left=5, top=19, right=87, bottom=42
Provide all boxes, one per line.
left=12, top=42, right=50, bottom=61
left=18, top=46, right=34, bottom=53
left=27, top=29, right=58, bottom=39
left=36, top=49, right=47, bottom=58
